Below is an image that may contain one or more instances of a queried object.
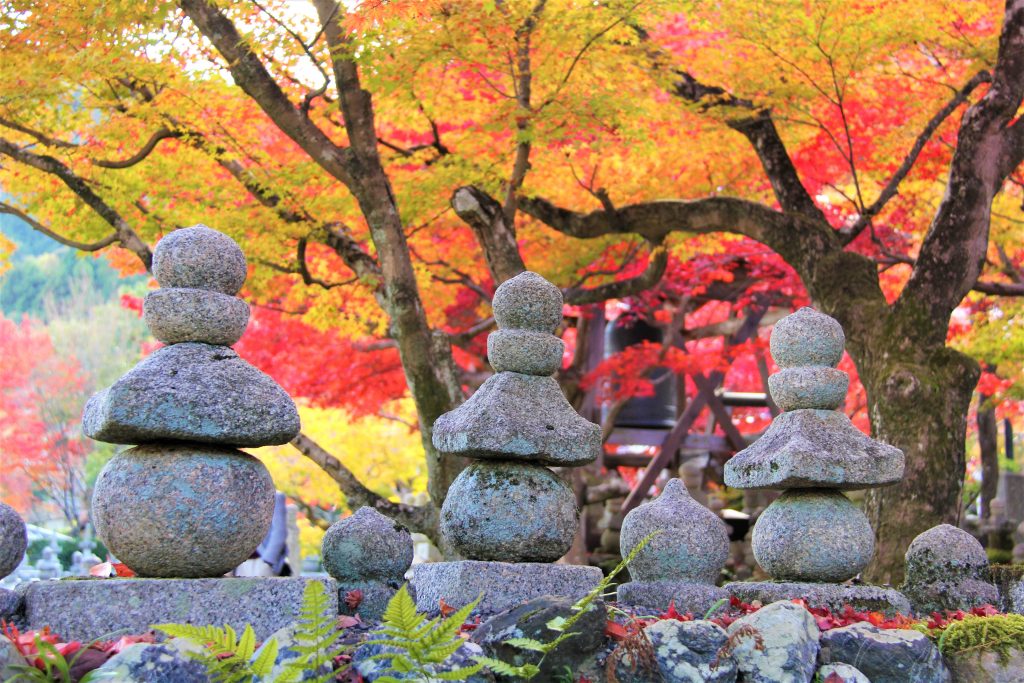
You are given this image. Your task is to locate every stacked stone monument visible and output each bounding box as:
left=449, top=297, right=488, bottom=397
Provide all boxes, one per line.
left=723, top=307, right=911, bottom=614
left=411, top=271, right=603, bottom=612
left=84, top=225, right=300, bottom=577
left=617, top=478, right=730, bottom=614
left=322, top=506, right=413, bottom=621
left=901, top=524, right=999, bottom=615
left=0, top=502, right=28, bottom=618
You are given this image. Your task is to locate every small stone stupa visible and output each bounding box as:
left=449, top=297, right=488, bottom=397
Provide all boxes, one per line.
left=617, top=479, right=730, bottom=614
left=723, top=307, right=910, bottom=614
left=411, top=272, right=603, bottom=612
left=85, top=226, right=300, bottom=578
left=0, top=502, right=27, bottom=617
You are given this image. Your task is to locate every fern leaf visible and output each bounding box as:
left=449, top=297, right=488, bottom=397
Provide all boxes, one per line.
left=431, top=662, right=485, bottom=680
left=249, top=637, right=279, bottom=677
left=503, top=637, right=548, bottom=652
left=475, top=655, right=541, bottom=679
left=237, top=625, right=256, bottom=662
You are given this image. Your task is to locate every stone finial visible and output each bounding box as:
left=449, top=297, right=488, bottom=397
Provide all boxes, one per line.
left=322, top=507, right=413, bottom=583
left=751, top=489, right=874, bottom=582
left=769, top=306, right=844, bottom=369
left=901, top=524, right=998, bottom=614
left=152, top=225, right=247, bottom=295
left=491, top=271, right=563, bottom=333
left=620, top=479, right=728, bottom=584
left=0, top=503, right=27, bottom=580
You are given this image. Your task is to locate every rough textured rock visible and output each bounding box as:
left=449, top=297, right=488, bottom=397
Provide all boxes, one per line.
left=144, top=287, right=250, bottom=346
left=0, top=502, right=27, bottom=579
left=820, top=622, right=950, bottom=683
left=24, top=577, right=337, bottom=642
left=322, top=507, right=412, bottom=583
left=92, top=445, right=275, bottom=577
left=152, top=225, right=247, bottom=295
left=90, top=638, right=210, bottom=683
left=432, top=372, right=600, bottom=466
left=353, top=639, right=494, bottom=682
left=617, top=581, right=729, bottom=616
left=0, top=588, right=21, bottom=621
left=0, top=634, right=27, bottom=680
left=726, top=601, right=819, bottom=683
left=254, top=622, right=333, bottom=682
left=612, top=619, right=737, bottom=683
left=487, top=329, right=564, bottom=375
left=768, top=367, right=848, bottom=411
left=440, top=461, right=578, bottom=562
left=1012, top=579, right=1024, bottom=615
left=902, top=524, right=999, bottom=614
left=751, top=489, right=874, bottom=582
left=472, top=596, right=606, bottom=680
left=946, top=648, right=1024, bottom=683
left=620, top=479, right=729, bottom=584
left=724, top=409, right=905, bottom=490
left=338, top=581, right=398, bottom=622
left=491, top=270, right=563, bottom=333
left=816, top=663, right=870, bottom=683
left=83, top=343, right=300, bottom=447
left=769, top=307, right=845, bottom=369
left=724, top=581, right=912, bottom=617
left=410, top=560, right=603, bottom=614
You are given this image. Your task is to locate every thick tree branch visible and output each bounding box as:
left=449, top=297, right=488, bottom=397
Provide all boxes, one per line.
left=841, top=70, right=993, bottom=244
left=0, top=202, right=118, bottom=252
left=563, top=243, right=669, bottom=304
left=290, top=432, right=438, bottom=537
left=94, top=127, right=184, bottom=169
left=0, top=116, right=77, bottom=149
left=451, top=186, right=526, bottom=283
left=0, top=136, right=152, bottom=269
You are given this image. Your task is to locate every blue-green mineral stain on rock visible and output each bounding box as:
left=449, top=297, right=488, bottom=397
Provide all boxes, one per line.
left=322, top=507, right=412, bottom=583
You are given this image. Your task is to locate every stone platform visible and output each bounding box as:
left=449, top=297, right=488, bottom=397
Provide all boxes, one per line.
left=725, top=581, right=911, bottom=617
left=410, top=560, right=603, bottom=614
left=617, top=581, right=729, bottom=616
left=24, top=576, right=337, bottom=641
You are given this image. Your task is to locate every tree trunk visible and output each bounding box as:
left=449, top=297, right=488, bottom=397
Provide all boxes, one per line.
left=978, top=392, right=1000, bottom=521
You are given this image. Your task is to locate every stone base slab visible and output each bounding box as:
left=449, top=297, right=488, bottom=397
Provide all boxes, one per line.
left=725, top=581, right=911, bottom=616
left=410, top=560, right=603, bottom=614
left=24, top=576, right=337, bottom=641
left=617, top=581, right=728, bottom=616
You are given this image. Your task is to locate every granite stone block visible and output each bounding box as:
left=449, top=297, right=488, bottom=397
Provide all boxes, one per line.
left=144, top=288, right=250, bottom=346
left=724, top=581, right=912, bottom=617
left=616, top=581, right=729, bottom=616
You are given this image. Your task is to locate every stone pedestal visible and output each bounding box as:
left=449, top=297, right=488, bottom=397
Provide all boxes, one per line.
left=725, top=581, right=911, bottom=617
left=24, top=577, right=336, bottom=641
left=410, top=561, right=602, bottom=614
left=617, top=581, right=728, bottom=616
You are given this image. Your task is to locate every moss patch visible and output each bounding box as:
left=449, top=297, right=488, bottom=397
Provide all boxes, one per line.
left=939, top=614, right=1024, bottom=665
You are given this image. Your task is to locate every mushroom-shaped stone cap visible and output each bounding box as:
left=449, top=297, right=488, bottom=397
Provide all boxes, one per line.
left=152, top=225, right=247, bottom=295
left=492, top=271, right=563, bottom=333
left=770, top=307, right=845, bottom=369
left=322, top=507, right=413, bottom=583
left=904, top=523, right=990, bottom=585
left=619, top=479, right=729, bottom=584
left=0, top=502, right=28, bottom=580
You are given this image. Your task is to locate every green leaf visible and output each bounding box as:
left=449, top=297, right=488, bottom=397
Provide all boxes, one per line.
left=249, top=637, right=279, bottom=677
left=503, top=637, right=548, bottom=652
left=236, top=624, right=256, bottom=662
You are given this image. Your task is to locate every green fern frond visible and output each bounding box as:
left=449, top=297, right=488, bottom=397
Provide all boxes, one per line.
left=249, top=638, right=279, bottom=677
left=502, top=637, right=547, bottom=652
left=474, top=655, right=541, bottom=679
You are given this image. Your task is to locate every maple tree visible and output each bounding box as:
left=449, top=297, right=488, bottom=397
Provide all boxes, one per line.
left=0, top=0, right=1022, bottom=578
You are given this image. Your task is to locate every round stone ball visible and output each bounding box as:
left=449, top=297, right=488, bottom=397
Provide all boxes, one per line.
left=144, top=288, right=250, bottom=346
left=152, top=225, right=247, bottom=295
left=321, top=507, right=412, bottom=583
left=492, top=271, right=563, bottom=333
left=620, top=479, right=729, bottom=584
left=770, top=307, right=845, bottom=369
left=92, top=444, right=275, bottom=578
left=904, top=523, right=990, bottom=585
left=0, top=502, right=28, bottom=579
left=487, top=329, right=564, bottom=376
left=752, top=489, right=874, bottom=582
left=768, top=366, right=849, bottom=411
left=440, top=461, right=577, bottom=562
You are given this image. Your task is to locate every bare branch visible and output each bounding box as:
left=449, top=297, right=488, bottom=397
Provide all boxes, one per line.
left=0, top=202, right=118, bottom=252
left=94, top=128, right=184, bottom=169
left=563, top=243, right=669, bottom=304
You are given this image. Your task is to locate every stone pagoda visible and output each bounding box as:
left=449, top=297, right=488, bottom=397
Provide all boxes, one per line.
left=411, top=271, right=603, bottom=612
left=83, top=225, right=300, bottom=578
left=723, top=307, right=910, bottom=614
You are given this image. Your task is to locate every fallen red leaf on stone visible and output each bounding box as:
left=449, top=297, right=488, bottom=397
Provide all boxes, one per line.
left=344, top=589, right=363, bottom=610
left=439, top=598, right=456, bottom=617
left=112, top=563, right=135, bottom=577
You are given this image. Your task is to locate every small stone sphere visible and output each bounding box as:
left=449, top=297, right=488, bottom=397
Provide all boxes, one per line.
left=92, top=444, right=275, bottom=578
left=492, top=271, right=563, bottom=333
left=152, top=225, right=247, bottom=295
left=321, top=507, right=412, bottom=583
left=752, top=489, right=874, bottom=582
left=620, top=479, right=729, bottom=584
left=770, top=307, right=845, bottom=369
left=441, top=461, right=577, bottom=562
left=768, top=366, right=849, bottom=411
left=487, top=329, right=564, bottom=376
left=904, top=523, right=990, bottom=585
left=144, top=288, right=250, bottom=346
left=0, top=502, right=28, bottom=579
